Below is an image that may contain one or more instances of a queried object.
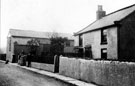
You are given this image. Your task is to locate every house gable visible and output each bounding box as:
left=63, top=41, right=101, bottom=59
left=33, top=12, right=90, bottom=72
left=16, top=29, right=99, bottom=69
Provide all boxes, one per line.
left=75, top=4, right=135, bottom=35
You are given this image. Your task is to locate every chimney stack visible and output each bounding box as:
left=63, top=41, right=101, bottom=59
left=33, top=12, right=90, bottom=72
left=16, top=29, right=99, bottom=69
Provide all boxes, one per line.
left=96, top=5, right=106, bottom=20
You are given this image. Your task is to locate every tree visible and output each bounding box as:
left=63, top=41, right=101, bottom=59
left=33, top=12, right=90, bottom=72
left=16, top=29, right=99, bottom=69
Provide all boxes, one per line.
left=49, top=32, right=68, bottom=56
left=27, top=38, right=40, bottom=55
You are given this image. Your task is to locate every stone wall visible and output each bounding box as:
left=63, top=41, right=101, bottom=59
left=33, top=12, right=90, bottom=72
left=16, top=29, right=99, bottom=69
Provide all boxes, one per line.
left=59, top=57, right=80, bottom=79
left=59, top=56, right=135, bottom=86
left=31, top=62, right=54, bottom=72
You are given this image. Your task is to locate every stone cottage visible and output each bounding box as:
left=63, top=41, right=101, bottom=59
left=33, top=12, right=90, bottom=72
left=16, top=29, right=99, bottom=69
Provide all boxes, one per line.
left=7, top=29, right=74, bottom=62
left=74, top=4, right=135, bottom=60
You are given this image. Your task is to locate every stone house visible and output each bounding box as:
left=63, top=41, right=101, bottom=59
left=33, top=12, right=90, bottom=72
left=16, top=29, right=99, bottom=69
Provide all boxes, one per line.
left=74, top=4, right=135, bottom=60
left=7, top=29, right=74, bottom=62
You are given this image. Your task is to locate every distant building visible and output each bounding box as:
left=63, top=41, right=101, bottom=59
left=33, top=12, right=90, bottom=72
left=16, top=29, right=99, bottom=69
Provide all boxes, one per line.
left=74, top=4, right=135, bottom=60
left=7, top=29, right=74, bottom=62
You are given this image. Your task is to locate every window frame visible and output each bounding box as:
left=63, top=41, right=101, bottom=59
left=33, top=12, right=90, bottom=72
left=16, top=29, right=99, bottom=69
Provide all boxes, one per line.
left=101, top=48, right=107, bottom=60
left=101, top=28, right=107, bottom=44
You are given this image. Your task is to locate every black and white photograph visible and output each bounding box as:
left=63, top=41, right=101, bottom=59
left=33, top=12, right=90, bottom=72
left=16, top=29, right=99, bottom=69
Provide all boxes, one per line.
left=0, top=0, right=135, bottom=86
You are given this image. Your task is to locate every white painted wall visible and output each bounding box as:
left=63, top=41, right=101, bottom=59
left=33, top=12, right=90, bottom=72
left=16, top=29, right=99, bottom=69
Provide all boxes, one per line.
left=74, top=26, right=118, bottom=59
left=59, top=56, right=135, bottom=86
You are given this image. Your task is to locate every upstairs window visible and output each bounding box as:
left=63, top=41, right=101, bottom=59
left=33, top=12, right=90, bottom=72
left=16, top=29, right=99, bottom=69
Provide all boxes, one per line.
left=101, top=29, right=107, bottom=44
left=79, top=35, right=83, bottom=47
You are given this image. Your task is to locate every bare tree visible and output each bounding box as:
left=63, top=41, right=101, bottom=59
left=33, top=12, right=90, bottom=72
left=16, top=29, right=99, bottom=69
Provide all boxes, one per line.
left=46, top=31, right=59, bottom=39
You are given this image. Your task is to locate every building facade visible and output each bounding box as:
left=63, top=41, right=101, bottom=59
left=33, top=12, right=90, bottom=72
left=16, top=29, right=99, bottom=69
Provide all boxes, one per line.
left=7, top=29, right=74, bottom=62
left=74, top=4, right=135, bottom=60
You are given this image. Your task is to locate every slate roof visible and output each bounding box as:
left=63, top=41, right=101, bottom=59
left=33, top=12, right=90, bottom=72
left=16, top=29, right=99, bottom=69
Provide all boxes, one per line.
left=75, top=4, right=135, bottom=35
left=8, top=29, right=74, bottom=40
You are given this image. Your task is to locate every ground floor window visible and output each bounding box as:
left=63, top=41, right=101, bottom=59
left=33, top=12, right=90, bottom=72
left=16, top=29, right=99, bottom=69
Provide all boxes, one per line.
left=101, top=48, right=107, bottom=60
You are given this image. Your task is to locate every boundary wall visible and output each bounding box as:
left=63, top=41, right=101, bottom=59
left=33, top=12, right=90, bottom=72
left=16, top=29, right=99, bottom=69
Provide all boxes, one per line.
left=31, top=62, right=54, bottom=72
left=59, top=56, right=135, bottom=86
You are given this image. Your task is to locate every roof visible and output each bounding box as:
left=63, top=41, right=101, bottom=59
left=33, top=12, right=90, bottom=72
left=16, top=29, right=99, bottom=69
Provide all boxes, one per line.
left=75, top=4, right=135, bottom=35
left=8, top=29, right=74, bottom=40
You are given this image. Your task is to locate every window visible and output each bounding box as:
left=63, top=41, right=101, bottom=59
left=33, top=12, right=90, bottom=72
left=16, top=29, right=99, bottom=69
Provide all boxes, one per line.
left=79, top=35, right=83, bottom=46
left=101, top=48, right=107, bottom=60
left=101, top=29, right=107, bottom=44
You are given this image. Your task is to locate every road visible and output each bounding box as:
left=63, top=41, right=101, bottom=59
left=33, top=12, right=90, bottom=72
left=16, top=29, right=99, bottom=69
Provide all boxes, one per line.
left=0, top=61, right=74, bottom=86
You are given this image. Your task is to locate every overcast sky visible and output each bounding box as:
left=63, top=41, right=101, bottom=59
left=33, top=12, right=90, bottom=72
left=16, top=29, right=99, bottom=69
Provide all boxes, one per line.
left=1, top=0, right=135, bottom=53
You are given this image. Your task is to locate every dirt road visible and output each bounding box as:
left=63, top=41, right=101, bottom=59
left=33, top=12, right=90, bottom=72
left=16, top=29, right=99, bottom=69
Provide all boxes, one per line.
left=0, top=62, right=74, bottom=86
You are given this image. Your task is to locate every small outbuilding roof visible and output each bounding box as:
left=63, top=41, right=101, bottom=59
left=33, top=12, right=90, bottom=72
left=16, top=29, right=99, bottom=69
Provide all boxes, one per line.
left=75, top=4, right=135, bottom=35
left=8, top=29, right=74, bottom=40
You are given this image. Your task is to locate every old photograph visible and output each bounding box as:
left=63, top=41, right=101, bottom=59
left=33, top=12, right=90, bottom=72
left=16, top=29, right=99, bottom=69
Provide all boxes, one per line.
left=0, top=0, right=135, bottom=86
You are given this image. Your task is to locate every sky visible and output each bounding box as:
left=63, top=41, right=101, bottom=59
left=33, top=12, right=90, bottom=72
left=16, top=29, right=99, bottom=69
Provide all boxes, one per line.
left=1, top=0, right=135, bottom=53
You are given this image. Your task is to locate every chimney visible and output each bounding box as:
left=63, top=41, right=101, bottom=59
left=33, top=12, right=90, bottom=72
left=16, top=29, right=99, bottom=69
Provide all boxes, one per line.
left=96, top=5, right=106, bottom=20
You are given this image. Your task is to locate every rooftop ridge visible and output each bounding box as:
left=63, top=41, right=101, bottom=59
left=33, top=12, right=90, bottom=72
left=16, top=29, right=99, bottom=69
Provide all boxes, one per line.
left=10, top=29, right=73, bottom=35
left=9, top=29, right=74, bottom=40
left=10, top=29, right=52, bottom=33
left=75, top=4, right=135, bottom=35
left=105, top=4, right=135, bottom=17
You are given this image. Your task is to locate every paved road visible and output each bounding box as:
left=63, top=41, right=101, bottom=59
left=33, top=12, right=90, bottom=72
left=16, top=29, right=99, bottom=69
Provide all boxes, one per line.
left=0, top=62, right=74, bottom=86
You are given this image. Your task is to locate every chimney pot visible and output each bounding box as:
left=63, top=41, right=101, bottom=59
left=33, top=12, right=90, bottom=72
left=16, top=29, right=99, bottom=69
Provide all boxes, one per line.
left=98, top=5, right=103, bottom=11
left=96, top=5, right=106, bottom=20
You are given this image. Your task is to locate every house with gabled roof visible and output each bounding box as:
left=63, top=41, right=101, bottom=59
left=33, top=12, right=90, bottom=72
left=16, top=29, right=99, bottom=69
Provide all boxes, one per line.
left=74, top=4, right=135, bottom=61
left=7, top=29, right=74, bottom=62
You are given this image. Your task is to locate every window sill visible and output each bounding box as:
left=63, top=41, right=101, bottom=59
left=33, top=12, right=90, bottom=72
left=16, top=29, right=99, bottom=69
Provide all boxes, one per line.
left=100, top=42, right=107, bottom=45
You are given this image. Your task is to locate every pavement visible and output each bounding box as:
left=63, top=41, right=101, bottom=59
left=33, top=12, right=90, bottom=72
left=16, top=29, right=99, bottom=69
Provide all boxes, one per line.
left=0, top=60, right=97, bottom=86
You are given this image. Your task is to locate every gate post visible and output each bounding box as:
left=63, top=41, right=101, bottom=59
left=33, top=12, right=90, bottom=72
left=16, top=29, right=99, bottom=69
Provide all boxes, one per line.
left=12, top=55, right=16, bottom=63
left=54, top=55, right=60, bottom=73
